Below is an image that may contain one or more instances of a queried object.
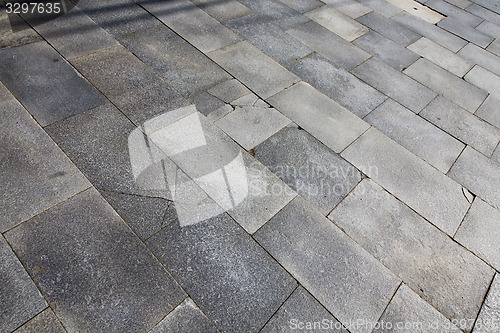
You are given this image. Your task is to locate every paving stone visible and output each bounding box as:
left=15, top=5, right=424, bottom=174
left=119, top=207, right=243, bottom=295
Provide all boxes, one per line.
left=261, top=286, right=347, bottom=333
left=254, top=197, right=401, bottom=333
left=191, top=0, right=253, bottom=23
left=215, top=106, right=291, bottom=150
left=404, top=58, right=487, bottom=113
left=365, top=99, right=464, bottom=173
left=465, top=66, right=500, bottom=97
left=14, top=308, right=65, bottom=333
left=473, top=274, right=500, bottom=333
left=352, top=30, right=420, bottom=71
left=426, top=0, right=483, bottom=27
left=374, top=284, right=461, bottom=332
left=0, top=42, right=105, bottom=126
left=329, top=179, right=494, bottom=331
left=467, top=4, right=500, bottom=27
left=421, top=96, right=500, bottom=156
left=267, top=82, right=370, bottom=153
left=208, top=41, right=299, bottom=99
left=207, top=79, right=251, bottom=104
left=392, top=12, right=467, bottom=52
left=117, top=25, right=231, bottom=98
left=455, top=199, right=500, bottom=271
left=75, top=0, right=159, bottom=35
left=408, top=37, right=473, bottom=77
left=469, top=0, right=500, bottom=15
left=287, top=53, right=387, bottom=118
left=322, top=0, right=373, bottom=19
left=305, top=6, right=369, bottom=41
left=286, top=21, right=371, bottom=70
left=23, top=7, right=119, bottom=59
left=459, top=43, right=500, bottom=77
left=444, top=0, right=473, bottom=9
left=486, top=38, right=500, bottom=56
left=438, top=17, right=493, bottom=48
left=356, top=12, right=421, bottom=46
left=0, top=81, right=13, bottom=102
left=0, top=5, right=42, bottom=50
left=254, top=127, right=361, bottom=214
left=448, top=146, right=500, bottom=210
left=225, top=15, right=313, bottom=66
left=341, top=128, right=470, bottom=235
left=151, top=298, right=218, bottom=333
left=136, top=0, right=240, bottom=53
left=475, top=95, right=500, bottom=129
left=188, top=91, right=226, bottom=116
left=277, top=0, right=324, bottom=13
left=492, top=144, right=500, bottom=164
left=0, top=99, right=90, bottom=232
left=476, top=20, right=500, bottom=40
left=237, top=0, right=309, bottom=30
left=356, top=0, right=402, bottom=17
left=386, top=0, right=444, bottom=24
left=147, top=212, right=297, bottom=332
left=0, top=236, right=47, bottom=333
left=5, top=189, right=186, bottom=333
left=352, top=58, right=437, bottom=113
left=231, top=93, right=260, bottom=106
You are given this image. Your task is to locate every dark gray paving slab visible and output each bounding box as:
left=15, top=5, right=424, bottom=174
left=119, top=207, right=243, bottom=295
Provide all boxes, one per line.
left=329, top=179, right=494, bottom=332
left=261, top=286, right=347, bottom=333
left=0, top=81, right=13, bottom=102
left=0, top=42, right=105, bottom=126
left=287, top=53, right=387, bottom=118
left=254, top=127, right=361, bottom=215
left=351, top=58, right=437, bottom=113
left=5, top=189, right=186, bottom=333
left=475, top=95, right=500, bottom=129
left=254, top=197, right=400, bottom=333
left=287, top=21, right=371, bottom=71
left=207, top=79, right=251, bottom=104
left=189, top=91, right=226, bottom=116
left=147, top=212, right=297, bottom=332
left=225, top=15, right=313, bottom=66
left=323, top=0, right=373, bottom=19
left=0, top=99, right=90, bottom=232
left=237, top=0, right=309, bottom=30
left=426, top=0, right=483, bottom=27
left=151, top=298, right=217, bottom=333
left=0, top=5, right=42, bottom=50
left=473, top=274, right=500, bottom=333
left=438, top=17, right=493, bottom=48
left=191, top=0, right=253, bottom=23
left=459, top=43, right=500, bottom=77
left=117, top=25, right=231, bottom=98
left=14, top=308, right=65, bottom=333
left=356, top=11, right=421, bottom=46
left=0, top=236, right=47, bottom=333
left=352, top=30, right=420, bottom=71
left=277, top=0, right=323, bottom=13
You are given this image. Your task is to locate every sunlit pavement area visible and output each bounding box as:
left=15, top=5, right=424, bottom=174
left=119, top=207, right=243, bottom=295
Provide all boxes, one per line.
left=1, top=0, right=500, bottom=332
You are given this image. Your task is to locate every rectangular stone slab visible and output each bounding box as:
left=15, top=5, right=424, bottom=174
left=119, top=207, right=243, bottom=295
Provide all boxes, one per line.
left=356, top=12, right=421, bottom=46
left=437, top=17, right=493, bottom=48
left=305, top=6, right=369, bottom=41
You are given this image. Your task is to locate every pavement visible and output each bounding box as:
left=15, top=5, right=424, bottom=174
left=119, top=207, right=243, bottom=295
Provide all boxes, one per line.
left=1, top=0, right=500, bottom=332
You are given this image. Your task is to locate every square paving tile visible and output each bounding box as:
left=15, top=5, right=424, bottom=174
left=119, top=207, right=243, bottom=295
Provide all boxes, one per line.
left=5, top=189, right=186, bottom=333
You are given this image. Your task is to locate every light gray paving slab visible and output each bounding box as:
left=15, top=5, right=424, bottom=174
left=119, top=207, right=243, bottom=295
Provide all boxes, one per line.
left=420, top=96, right=500, bottom=156
left=286, top=21, right=371, bottom=70
left=0, top=81, right=12, bottom=102
left=426, top=0, right=483, bottom=27
left=408, top=37, right=473, bottom=77
left=207, top=79, right=251, bottom=103
left=353, top=30, right=420, bottom=71
left=356, top=0, right=402, bottom=17
left=231, top=93, right=260, bottom=106
left=237, top=0, right=309, bottom=30
left=267, top=82, right=370, bottom=153
left=444, top=0, right=473, bottom=9
left=0, top=6, right=42, bottom=50
left=0, top=236, right=47, bottom=333
left=455, top=198, right=500, bottom=271
left=215, top=105, right=291, bottom=150
left=5, top=189, right=186, bottom=333
left=487, top=39, right=500, bottom=56
left=469, top=0, right=500, bottom=15
left=374, top=284, right=461, bottom=332
left=465, top=66, right=500, bottom=97
left=151, top=298, right=218, bottom=333
left=208, top=41, right=299, bottom=99
left=475, top=95, right=500, bottom=129
left=448, top=146, right=500, bottom=210
left=0, top=99, right=90, bottom=232
left=329, top=179, right=494, bottom=331
left=365, top=99, right=465, bottom=173
left=305, top=6, right=369, bottom=41
left=392, top=11, right=467, bottom=52
left=261, top=286, right=347, bottom=332
left=191, top=0, right=253, bottom=22
left=147, top=212, right=297, bottom=332
left=254, top=127, right=361, bottom=215
left=14, top=308, right=65, bottom=333
left=136, top=0, right=240, bottom=53
left=23, top=6, right=119, bottom=59
left=492, top=144, right=500, bottom=164
left=351, top=58, right=437, bottom=113
left=438, top=17, right=493, bottom=48
left=404, top=58, right=487, bottom=112
left=341, top=128, right=470, bottom=235
left=476, top=21, right=500, bottom=40
left=276, top=0, right=324, bottom=13
left=287, top=53, right=387, bottom=118
left=356, top=11, right=421, bottom=46
left=386, top=0, right=445, bottom=24
left=473, top=274, right=500, bottom=333
left=467, top=4, right=500, bottom=26
left=0, top=42, right=105, bottom=126
left=254, top=197, right=401, bottom=333
left=322, top=0, right=373, bottom=19
left=459, top=43, right=500, bottom=77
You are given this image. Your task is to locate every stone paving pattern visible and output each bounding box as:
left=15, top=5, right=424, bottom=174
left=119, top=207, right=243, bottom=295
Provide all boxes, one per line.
left=1, top=0, right=500, bottom=332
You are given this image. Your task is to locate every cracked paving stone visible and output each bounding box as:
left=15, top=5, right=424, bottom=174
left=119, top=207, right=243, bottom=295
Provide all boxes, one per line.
left=14, top=308, right=66, bottom=333
left=473, top=274, right=500, bottom=333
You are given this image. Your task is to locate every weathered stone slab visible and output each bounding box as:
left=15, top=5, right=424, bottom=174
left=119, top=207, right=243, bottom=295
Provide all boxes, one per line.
left=444, top=0, right=473, bottom=9
left=277, top=0, right=323, bottom=13
left=356, top=12, right=421, bottom=46
left=473, top=274, right=500, bottom=333
left=329, top=179, right=494, bottom=332
left=267, top=82, right=370, bottom=153
left=14, top=308, right=65, bottom=333
left=467, top=4, right=500, bottom=26
left=476, top=21, right=500, bottom=40
left=426, top=0, right=483, bottom=27
left=237, top=0, right=309, bottom=29
left=191, top=0, right=253, bottom=22
left=341, top=128, right=470, bottom=236
left=459, top=43, right=500, bottom=77
left=254, top=197, right=400, bottom=333
left=468, top=0, right=500, bottom=16
left=0, top=81, right=13, bottom=102
left=487, top=39, right=500, bottom=56
left=475, top=95, right=500, bottom=129
left=207, top=79, right=251, bottom=104
left=465, top=66, right=500, bottom=97
left=0, top=6, right=41, bottom=50
left=438, top=17, right=493, bottom=48
left=386, top=0, right=444, bottom=24
left=356, top=0, right=402, bottom=17
left=305, top=6, right=369, bottom=41
left=322, top=0, right=372, bottom=18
